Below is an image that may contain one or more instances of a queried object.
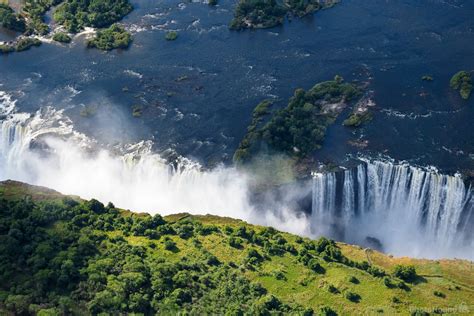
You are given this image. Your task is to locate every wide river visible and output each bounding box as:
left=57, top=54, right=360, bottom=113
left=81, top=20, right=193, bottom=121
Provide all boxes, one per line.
left=1, top=0, right=474, bottom=171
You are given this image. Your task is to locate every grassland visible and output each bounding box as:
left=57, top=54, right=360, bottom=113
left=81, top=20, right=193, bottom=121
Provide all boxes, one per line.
left=0, top=180, right=473, bottom=315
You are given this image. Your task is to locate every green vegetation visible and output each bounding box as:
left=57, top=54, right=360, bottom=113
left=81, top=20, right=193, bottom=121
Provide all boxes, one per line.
left=343, top=110, right=372, bottom=127
left=450, top=70, right=472, bottom=100
left=15, top=37, right=42, bottom=52
left=0, top=44, right=14, bottom=54
left=87, top=24, right=131, bottom=50
left=421, top=75, right=433, bottom=81
left=230, top=0, right=339, bottom=30
left=208, top=0, right=218, bottom=5
left=344, top=291, right=361, bottom=302
left=230, top=0, right=287, bottom=30
left=53, top=0, right=132, bottom=32
left=433, top=291, right=446, bottom=298
left=348, top=276, right=359, bottom=284
left=319, top=306, right=337, bottom=316
left=132, top=104, right=143, bottom=117
left=393, top=265, right=418, bottom=283
left=52, top=31, right=71, bottom=43
left=0, top=3, right=26, bottom=32
left=234, top=76, right=361, bottom=163
left=1, top=0, right=133, bottom=52
left=0, top=180, right=473, bottom=315
left=327, top=284, right=339, bottom=294
left=23, top=0, right=63, bottom=35
left=165, top=30, right=178, bottom=41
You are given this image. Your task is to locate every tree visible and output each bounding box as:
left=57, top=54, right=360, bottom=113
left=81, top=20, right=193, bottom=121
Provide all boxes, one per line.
left=393, top=265, right=418, bottom=283
left=0, top=4, right=26, bottom=32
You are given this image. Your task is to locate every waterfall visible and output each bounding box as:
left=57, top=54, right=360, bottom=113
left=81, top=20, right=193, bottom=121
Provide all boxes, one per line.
left=311, top=160, right=474, bottom=259
left=0, top=90, right=315, bottom=237
left=0, top=90, right=252, bottom=217
left=2, top=89, right=473, bottom=259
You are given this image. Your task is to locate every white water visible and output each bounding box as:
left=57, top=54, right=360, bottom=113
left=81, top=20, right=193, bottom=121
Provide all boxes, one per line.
left=1, top=90, right=473, bottom=259
left=0, top=90, right=309, bottom=236
left=311, top=160, right=474, bottom=259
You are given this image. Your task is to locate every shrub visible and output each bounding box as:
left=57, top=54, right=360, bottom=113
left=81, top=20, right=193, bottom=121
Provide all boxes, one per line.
left=327, top=284, right=338, bottom=294
left=319, top=306, right=337, bottom=316
left=171, top=288, right=192, bottom=305
left=164, top=239, right=176, bottom=251
left=433, top=291, right=445, bottom=298
left=348, top=276, right=359, bottom=284
left=356, top=261, right=370, bottom=271
left=307, top=259, right=325, bottom=274
left=52, top=32, right=72, bottom=43
left=273, top=235, right=287, bottom=245
left=367, top=266, right=386, bottom=278
left=206, top=254, right=220, bottom=266
left=229, top=236, right=242, bottom=248
left=393, top=265, right=417, bottom=282
left=264, top=241, right=285, bottom=256
left=261, top=294, right=281, bottom=310
left=15, top=38, right=41, bottom=52
left=344, top=291, right=361, bottom=303
left=223, top=225, right=233, bottom=235
left=191, top=238, right=202, bottom=248
left=273, top=270, right=286, bottom=281
left=245, top=248, right=264, bottom=266
left=397, top=281, right=410, bottom=291
left=383, top=277, right=394, bottom=288
left=285, top=244, right=297, bottom=255
left=175, top=223, right=194, bottom=239
left=234, top=225, right=251, bottom=239
left=196, top=225, right=219, bottom=236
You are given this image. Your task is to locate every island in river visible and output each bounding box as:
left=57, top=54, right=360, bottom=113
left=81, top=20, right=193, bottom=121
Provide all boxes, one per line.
left=0, top=0, right=133, bottom=52
left=233, top=76, right=370, bottom=165
left=230, top=0, right=339, bottom=30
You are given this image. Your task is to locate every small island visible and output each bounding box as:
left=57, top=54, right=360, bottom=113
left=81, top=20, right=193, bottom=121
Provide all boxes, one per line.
left=230, top=0, right=339, bottom=30
left=87, top=24, right=131, bottom=50
left=0, top=36, right=41, bottom=53
left=234, top=75, right=363, bottom=163
left=0, top=0, right=134, bottom=53
left=165, top=31, right=178, bottom=41
left=421, top=75, right=433, bottom=81
left=53, top=0, right=132, bottom=32
left=450, top=70, right=472, bottom=100
left=343, top=111, right=372, bottom=127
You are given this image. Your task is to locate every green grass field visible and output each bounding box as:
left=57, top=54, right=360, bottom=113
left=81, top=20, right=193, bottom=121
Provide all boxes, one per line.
left=1, top=180, right=473, bottom=315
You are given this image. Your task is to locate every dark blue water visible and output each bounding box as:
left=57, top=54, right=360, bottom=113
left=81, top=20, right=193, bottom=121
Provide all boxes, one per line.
left=1, top=0, right=473, bottom=172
